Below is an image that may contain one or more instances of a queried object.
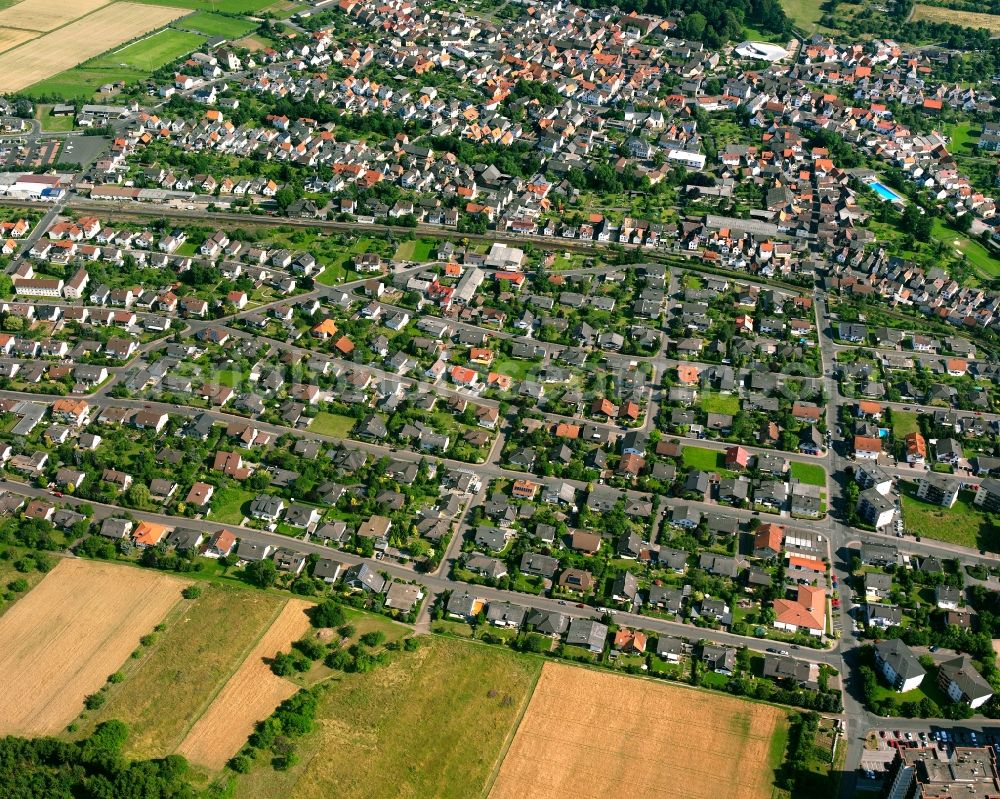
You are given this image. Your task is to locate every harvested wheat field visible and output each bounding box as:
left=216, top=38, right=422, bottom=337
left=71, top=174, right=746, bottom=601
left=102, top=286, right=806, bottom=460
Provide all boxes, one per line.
left=0, top=558, right=188, bottom=737
left=912, top=5, right=1000, bottom=33
left=177, top=598, right=312, bottom=770
left=0, top=28, right=36, bottom=53
left=489, top=663, right=788, bottom=799
left=78, top=584, right=288, bottom=760
left=0, top=0, right=111, bottom=33
left=0, top=2, right=185, bottom=93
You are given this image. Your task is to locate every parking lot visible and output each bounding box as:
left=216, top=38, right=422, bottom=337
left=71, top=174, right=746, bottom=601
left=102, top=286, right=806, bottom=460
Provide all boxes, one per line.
left=0, top=137, right=60, bottom=169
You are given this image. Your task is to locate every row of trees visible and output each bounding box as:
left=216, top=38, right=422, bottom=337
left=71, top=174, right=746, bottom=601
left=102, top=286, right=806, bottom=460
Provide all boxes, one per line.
left=0, top=721, right=203, bottom=798
left=575, top=0, right=789, bottom=47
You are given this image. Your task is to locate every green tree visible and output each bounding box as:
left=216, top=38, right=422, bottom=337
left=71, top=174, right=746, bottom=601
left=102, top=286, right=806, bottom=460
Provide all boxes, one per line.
left=245, top=558, right=278, bottom=588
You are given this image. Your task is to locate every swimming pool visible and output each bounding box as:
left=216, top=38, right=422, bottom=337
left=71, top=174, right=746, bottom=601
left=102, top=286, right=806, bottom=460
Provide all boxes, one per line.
left=870, top=180, right=903, bottom=203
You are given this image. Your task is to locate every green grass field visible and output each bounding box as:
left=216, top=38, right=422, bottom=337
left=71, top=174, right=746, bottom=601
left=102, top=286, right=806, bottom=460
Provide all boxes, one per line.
left=394, top=238, right=435, bottom=262
left=208, top=486, right=255, bottom=525
left=130, top=0, right=277, bottom=11
left=176, top=10, right=258, bottom=38
left=233, top=636, right=541, bottom=799
left=72, top=584, right=286, bottom=759
left=310, top=412, right=356, bottom=438
left=88, top=29, right=205, bottom=71
left=900, top=483, right=1000, bottom=551
left=779, top=0, right=824, bottom=30
left=698, top=393, right=740, bottom=416
left=891, top=410, right=921, bottom=438
left=790, top=461, right=827, bottom=487
left=27, top=68, right=147, bottom=100
left=682, top=445, right=724, bottom=471
left=944, top=122, right=980, bottom=154
left=34, top=106, right=74, bottom=132
left=931, top=219, right=1000, bottom=278
left=491, top=357, right=532, bottom=381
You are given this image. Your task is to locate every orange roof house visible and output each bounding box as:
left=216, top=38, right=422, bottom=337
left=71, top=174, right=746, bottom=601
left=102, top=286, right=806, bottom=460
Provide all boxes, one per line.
left=334, top=336, right=355, bottom=355
left=945, top=358, right=967, bottom=376
left=52, top=398, right=89, bottom=424
left=554, top=422, right=581, bottom=439
left=857, top=400, right=883, bottom=418
left=469, top=347, right=494, bottom=365
left=677, top=364, right=700, bottom=384
left=773, top=584, right=826, bottom=636
left=591, top=397, right=618, bottom=417
left=487, top=372, right=513, bottom=390
left=450, top=365, right=478, bottom=385
left=133, top=521, right=169, bottom=548
left=613, top=629, right=648, bottom=653
left=854, top=435, right=882, bottom=456
left=312, top=318, right=338, bottom=338
left=753, top=523, right=784, bottom=556
left=905, top=431, right=927, bottom=462
left=206, top=529, right=236, bottom=557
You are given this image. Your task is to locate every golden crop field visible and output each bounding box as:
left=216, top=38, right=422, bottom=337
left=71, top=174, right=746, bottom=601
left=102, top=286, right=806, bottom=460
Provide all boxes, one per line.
left=912, top=5, right=1000, bottom=33
left=0, top=558, right=188, bottom=737
left=0, top=27, right=36, bottom=52
left=176, top=598, right=313, bottom=770
left=0, top=0, right=111, bottom=33
left=489, top=663, right=788, bottom=799
left=0, top=2, right=186, bottom=93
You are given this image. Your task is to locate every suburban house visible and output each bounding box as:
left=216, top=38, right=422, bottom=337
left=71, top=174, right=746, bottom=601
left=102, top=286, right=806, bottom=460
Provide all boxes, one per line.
left=772, top=584, right=825, bottom=637
left=937, top=655, right=994, bottom=709
left=874, top=639, right=925, bottom=693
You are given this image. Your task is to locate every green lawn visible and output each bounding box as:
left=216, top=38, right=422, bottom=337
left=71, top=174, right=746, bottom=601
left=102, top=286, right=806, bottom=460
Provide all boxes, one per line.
left=891, top=410, right=920, bottom=438
left=900, top=483, right=1000, bottom=551
left=699, top=393, right=740, bottom=416
left=233, top=636, right=541, bottom=799
left=682, top=274, right=703, bottom=290
left=208, top=486, right=255, bottom=525
left=310, top=412, right=356, bottom=438
left=868, top=663, right=952, bottom=709
left=682, top=445, right=724, bottom=471
left=944, top=122, right=980, bottom=154
left=88, top=29, right=206, bottom=71
left=26, top=68, right=146, bottom=101
left=779, top=0, right=824, bottom=30
left=492, top=357, right=532, bottom=381
left=175, top=10, right=258, bottom=38
left=790, top=462, right=827, bottom=487
left=931, top=219, right=1000, bottom=278
left=315, top=257, right=356, bottom=286
left=34, top=106, right=74, bottom=132
left=394, top=238, right=435, bottom=262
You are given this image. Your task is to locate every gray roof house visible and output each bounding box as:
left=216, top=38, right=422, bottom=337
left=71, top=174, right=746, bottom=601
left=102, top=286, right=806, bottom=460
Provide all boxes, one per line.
left=565, top=618, right=608, bottom=654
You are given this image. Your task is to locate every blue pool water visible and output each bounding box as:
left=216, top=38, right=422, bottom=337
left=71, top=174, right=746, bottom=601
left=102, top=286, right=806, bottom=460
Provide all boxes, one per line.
left=870, top=181, right=903, bottom=202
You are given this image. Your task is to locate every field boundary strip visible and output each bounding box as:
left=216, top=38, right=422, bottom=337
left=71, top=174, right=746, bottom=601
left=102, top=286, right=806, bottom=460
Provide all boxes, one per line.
left=166, top=591, right=291, bottom=752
